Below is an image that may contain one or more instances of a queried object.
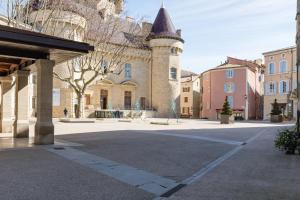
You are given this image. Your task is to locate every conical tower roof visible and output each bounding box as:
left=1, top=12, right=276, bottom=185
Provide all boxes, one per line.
left=148, top=7, right=183, bottom=42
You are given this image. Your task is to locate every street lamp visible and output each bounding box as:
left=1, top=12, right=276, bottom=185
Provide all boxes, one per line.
left=244, top=94, right=248, bottom=120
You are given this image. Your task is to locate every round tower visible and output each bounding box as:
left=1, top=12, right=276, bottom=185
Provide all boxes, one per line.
left=149, top=5, right=184, bottom=118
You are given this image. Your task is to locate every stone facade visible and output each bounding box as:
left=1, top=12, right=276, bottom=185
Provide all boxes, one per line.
left=200, top=57, right=264, bottom=121
left=24, top=1, right=184, bottom=119
left=263, top=46, right=297, bottom=120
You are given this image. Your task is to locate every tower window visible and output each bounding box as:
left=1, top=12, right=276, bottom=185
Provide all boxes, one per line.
left=171, top=47, right=178, bottom=55
left=170, top=67, right=177, bottom=80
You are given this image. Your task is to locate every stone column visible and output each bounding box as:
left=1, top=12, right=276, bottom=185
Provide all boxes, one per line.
left=0, top=77, right=13, bottom=133
left=34, top=59, right=55, bottom=145
left=12, top=70, right=30, bottom=138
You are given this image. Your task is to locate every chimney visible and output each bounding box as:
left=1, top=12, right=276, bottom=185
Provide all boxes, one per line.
left=142, top=22, right=153, bottom=37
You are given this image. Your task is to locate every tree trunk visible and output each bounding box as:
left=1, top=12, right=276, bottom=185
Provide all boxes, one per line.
left=75, top=93, right=82, bottom=119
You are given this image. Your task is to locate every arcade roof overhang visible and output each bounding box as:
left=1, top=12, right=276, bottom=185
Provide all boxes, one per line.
left=0, top=25, right=94, bottom=76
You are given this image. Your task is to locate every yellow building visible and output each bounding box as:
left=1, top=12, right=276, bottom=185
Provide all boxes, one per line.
left=180, top=70, right=200, bottom=118
left=263, top=46, right=297, bottom=120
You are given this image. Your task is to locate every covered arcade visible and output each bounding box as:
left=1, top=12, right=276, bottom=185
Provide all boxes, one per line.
left=0, top=25, right=93, bottom=144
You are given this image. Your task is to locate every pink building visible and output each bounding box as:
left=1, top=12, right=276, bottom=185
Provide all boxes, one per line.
left=200, top=57, right=264, bottom=120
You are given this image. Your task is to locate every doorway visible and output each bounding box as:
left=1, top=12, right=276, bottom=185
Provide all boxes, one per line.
left=124, top=91, right=132, bottom=110
left=100, top=90, right=108, bottom=110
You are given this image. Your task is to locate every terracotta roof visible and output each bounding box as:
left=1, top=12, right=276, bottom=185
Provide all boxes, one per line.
left=215, top=57, right=262, bottom=72
left=181, top=70, right=198, bottom=77
left=148, top=7, right=183, bottom=42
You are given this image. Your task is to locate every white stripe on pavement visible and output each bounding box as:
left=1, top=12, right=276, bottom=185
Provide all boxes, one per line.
left=46, top=146, right=178, bottom=196
left=182, top=128, right=268, bottom=185
left=138, top=131, right=244, bottom=146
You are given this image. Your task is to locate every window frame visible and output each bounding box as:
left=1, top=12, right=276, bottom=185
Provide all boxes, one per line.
left=170, top=67, right=177, bottom=80
left=224, top=82, right=236, bottom=94
left=268, top=81, right=276, bottom=95
left=268, top=62, right=275, bottom=75
left=226, top=69, right=234, bottom=78
left=279, top=80, right=289, bottom=94
left=279, top=60, right=287, bottom=73
left=124, top=63, right=132, bottom=79
left=227, top=96, right=233, bottom=108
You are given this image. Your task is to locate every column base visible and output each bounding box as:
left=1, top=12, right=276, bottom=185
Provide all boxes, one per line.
left=34, top=122, right=54, bottom=145
left=13, top=120, right=29, bottom=138
left=1, top=119, right=13, bottom=133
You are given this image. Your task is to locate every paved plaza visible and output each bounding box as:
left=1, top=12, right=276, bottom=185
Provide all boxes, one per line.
left=0, top=119, right=299, bottom=200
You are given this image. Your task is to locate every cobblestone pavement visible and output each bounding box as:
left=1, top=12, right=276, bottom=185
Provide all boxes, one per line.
left=0, top=120, right=299, bottom=200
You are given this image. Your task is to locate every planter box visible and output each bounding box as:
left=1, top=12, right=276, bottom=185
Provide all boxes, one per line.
left=270, top=115, right=283, bottom=123
left=220, top=114, right=234, bottom=124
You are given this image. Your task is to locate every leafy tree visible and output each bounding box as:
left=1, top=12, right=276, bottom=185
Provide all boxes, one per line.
left=221, top=96, right=232, bottom=115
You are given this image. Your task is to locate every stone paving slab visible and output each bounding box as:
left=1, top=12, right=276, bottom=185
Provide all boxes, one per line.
left=160, top=127, right=270, bottom=142
left=0, top=149, right=153, bottom=200
left=46, top=146, right=178, bottom=196
left=57, top=131, right=234, bottom=182
left=168, top=127, right=300, bottom=200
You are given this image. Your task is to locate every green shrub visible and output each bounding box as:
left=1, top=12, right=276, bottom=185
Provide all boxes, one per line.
left=221, top=96, right=232, bottom=115
left=275, top=128, right=298, bottom=154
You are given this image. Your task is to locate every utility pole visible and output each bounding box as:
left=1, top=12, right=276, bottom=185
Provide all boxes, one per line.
left=297, top=0, right=300, bottom=136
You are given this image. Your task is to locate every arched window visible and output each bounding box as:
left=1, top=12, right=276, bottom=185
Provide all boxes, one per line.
left=268, top=62, right=275, bottom=74
left=170, top=67, right=177, bottom=80
left=280, top=60, right=287, bottom=73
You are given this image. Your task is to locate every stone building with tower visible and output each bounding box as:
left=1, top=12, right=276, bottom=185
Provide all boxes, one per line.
left=17, top=0, right=184, bottom=119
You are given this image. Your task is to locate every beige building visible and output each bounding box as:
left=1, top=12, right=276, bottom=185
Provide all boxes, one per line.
left=17, top=0, right=185, bottom=119
left=180, top=70, right=200, bottom=118
left=263, top=46, right=297, bottom=120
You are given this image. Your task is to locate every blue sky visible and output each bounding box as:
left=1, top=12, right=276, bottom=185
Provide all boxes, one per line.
left=0, top=0, right=296, bottom=73
left=126, top=0, right=297, bottom=73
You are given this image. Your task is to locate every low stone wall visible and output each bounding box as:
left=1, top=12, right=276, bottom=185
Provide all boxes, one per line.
left=89, top=110, right=157, bottom=119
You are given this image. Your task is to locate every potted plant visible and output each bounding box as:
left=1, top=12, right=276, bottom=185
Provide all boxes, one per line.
left=275, top=128, right=298, bottom=154
left=220, top=97, right=234, bottom=124
left=270, top=99, right=283, bottom=123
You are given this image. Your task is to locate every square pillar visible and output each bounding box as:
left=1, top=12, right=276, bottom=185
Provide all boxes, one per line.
left=13, top=70, right=30, bottom=138
left=34, top=59, right=55, bottom=145
left=0, top=77, right=14, bottom=133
